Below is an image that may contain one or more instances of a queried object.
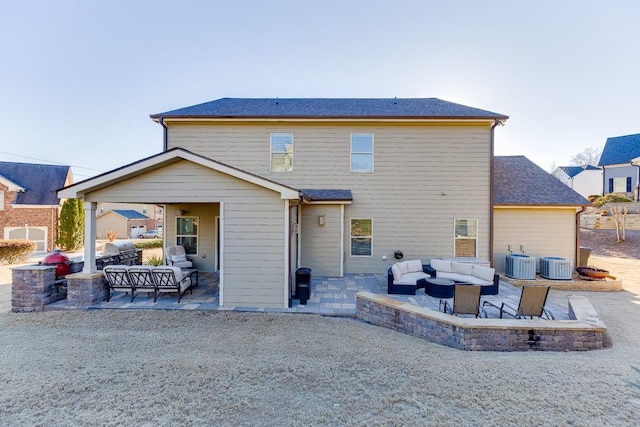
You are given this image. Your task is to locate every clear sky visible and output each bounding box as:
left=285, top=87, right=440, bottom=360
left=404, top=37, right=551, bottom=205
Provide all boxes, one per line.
left=1, top=0, right=638, bottom=180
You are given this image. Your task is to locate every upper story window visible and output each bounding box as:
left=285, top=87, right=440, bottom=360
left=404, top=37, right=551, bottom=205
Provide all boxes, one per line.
left=351, top=133, right=373, bottom=173
left=271, top=133, right=293, bottom=172
left=609, top=177, right=632, bottom=193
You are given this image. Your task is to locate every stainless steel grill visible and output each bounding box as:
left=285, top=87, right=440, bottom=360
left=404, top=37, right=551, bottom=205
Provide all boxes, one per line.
left=97, top=241, right=142, bottom=269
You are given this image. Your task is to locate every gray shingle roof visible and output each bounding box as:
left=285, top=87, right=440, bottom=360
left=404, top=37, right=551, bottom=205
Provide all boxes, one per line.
left=151, top=98, right=508, bottom=120
left=598, top=133, right=640, bottom=166
left=0, top=161, right=71, bottom=205
left=300, top=189, right=353, bottom=202
left=112, top=209, right=149, bottom=220
left=495, top=156, right=588, bottom=206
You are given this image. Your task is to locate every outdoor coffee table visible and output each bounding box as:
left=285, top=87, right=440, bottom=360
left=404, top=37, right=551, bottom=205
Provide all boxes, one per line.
left=424, top=278, right=456, bottom=298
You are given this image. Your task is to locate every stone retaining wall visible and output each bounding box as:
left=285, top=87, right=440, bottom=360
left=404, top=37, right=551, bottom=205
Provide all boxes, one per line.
left=356, top=292, right=608, bottom=351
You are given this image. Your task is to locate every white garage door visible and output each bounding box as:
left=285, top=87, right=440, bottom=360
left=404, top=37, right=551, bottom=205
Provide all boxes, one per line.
left=5, top=227, right=47, bottom=252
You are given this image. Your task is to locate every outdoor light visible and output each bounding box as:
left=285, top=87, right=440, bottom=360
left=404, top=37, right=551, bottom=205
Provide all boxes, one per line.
left=318, top=215, right=325, bottom=226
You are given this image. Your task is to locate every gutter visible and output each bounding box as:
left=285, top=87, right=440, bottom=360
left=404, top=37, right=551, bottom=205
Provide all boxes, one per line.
left=160, top=118, right=168, bottom=151
left=489, top=118, right=503, bottom=267
left=575, top=205, right=587, bottom=267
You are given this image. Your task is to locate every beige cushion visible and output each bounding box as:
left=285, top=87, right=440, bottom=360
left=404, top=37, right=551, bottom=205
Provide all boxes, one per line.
left=391, top=264, right=401, bottom=281
left=394, top=271, right=430, bottom=285
left=472, top=265, right=496, bottom=282
left=452, top=262, right=473, bottom=275
left=431, top=259, right=452, bottom=273
left=406, top=259, right=423, bottom=273
left=397, top=261, right=409, bottom=275
left=437, top=271, right=491, bottom=286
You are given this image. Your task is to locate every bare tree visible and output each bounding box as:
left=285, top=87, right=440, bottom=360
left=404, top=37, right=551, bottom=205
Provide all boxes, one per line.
left=611, top=206, right=629, bottom=242
left=570, top=147, right=601, bottom=166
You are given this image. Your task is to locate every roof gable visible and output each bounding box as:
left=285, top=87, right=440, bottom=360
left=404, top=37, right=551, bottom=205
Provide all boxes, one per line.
left=58, top=148, right=300, bottom=200
left=558, top=165, right=601, bottom=178
left=0, top=161, right=71, bottom=205
left=151, top=98, right=508, bottom=121
left=598, top=133, right=640, bottom=166
left=495, top=156, right=588, bottom=206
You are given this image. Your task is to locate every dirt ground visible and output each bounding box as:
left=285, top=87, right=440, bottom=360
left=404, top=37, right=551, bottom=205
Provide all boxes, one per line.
left=0, top=231, right=639, bottom=425
left=581, top=228, right=640, bottom=259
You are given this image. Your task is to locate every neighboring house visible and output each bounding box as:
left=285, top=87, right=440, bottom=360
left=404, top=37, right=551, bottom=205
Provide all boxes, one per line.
left=0, top=161, right=73, bottom=251
left=98, top=202, right=163, bottom=230
left=494, top=156, right=588, bottom=273
left=96, top=209, right=155, bottom=239
left=59, top=97, right=508, bottom=308
left=552, top=165, right=602, bottom=199
left=598, top=133, right=640, bottom=198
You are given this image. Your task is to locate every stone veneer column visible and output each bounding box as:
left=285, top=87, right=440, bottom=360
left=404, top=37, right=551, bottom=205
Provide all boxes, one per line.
left=65, top=272, right=108, bottom=309
left=11, top=265, right=61, bottom=312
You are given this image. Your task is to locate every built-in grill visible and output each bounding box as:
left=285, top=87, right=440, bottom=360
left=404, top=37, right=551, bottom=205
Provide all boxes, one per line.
left=97, top=241, right=143, bottom=269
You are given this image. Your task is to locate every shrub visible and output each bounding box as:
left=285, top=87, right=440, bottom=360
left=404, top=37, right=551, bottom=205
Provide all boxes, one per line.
left=135, top=240, right=163, bottom=250
left=588, top=195, right=601, bottom=203
left=57, top=198, right=84, bottom=250
left=145, top=254, right=164, bottom=266
left=593, top=193, right=633, bottom=207
left=0, top=240, right=37, bottom=265
left=106, top=230, right=119, bottom=242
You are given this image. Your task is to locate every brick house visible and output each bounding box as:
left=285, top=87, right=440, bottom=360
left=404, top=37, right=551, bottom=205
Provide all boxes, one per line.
left=0, top=161, right=73, bottom=251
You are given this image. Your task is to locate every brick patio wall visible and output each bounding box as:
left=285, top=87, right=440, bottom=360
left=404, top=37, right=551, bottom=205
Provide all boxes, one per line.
left=11, top=265, right=66, bottom=312
left=66, top=272, right=108, bottom=309
left=355, top=292, right=608, bottom=351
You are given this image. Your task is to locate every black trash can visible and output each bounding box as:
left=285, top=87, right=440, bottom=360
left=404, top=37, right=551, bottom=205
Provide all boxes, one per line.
left=295, top=267, right=311, bottom=305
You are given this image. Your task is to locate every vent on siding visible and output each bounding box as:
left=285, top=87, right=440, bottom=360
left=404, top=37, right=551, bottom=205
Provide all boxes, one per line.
left=505, top=254, right=536, bottom=279
left=539, top=257, right=572, bottom=280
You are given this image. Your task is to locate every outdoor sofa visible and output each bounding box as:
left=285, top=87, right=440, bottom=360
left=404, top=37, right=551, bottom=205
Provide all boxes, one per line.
left=103, top=265, right=193, bottom=302
left=387, top=259, right=432, bottom=295
left=425, top=259, right=499, bottom=295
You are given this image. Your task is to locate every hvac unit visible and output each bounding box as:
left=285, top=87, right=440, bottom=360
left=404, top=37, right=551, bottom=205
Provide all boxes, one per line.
left=505, top=254, right=536, bottom=279
left=540, top=257, right=572, bottom=280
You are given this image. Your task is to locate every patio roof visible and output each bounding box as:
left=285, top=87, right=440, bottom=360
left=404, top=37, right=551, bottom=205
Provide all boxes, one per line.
left=300, top=189, right=353, bottom=203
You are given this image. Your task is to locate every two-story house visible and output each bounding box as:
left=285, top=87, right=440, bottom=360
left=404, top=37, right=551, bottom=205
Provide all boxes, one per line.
left=59, top=98, right=508, bottom=308
left=552, top=165, right=602, bottom=199
left=598, top=133, right=640, bottom=199
left=1, top=161, right=73, bottom=251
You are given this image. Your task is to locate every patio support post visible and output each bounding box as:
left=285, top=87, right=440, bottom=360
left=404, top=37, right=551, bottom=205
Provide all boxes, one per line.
left=82, top=201, right=98, bottom=274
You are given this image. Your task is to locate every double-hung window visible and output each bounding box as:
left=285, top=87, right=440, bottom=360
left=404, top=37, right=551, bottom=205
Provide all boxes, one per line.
left=271, top=133, right=293, bottom=172
left=176, top=216, right=198, bottom=255
left=350, top=218, right=372, bottom=256
left=351, top=133, right=373, bottom=173
left=454, top=219, right=477, bottom=257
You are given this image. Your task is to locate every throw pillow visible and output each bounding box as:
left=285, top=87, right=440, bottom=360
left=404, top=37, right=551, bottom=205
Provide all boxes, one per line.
left=391, top=264, right=401, bottom=281
left=406, top=259, right=423, bottom=273
left=171, top=254, right=188, bottom=263
left=397, top=261, right=409, bottom=275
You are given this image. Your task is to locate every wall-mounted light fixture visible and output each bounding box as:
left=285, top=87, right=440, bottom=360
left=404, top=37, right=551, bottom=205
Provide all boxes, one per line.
left=173, top=209, right=185, bottom=216
left=318, top=214, right=326, bottom=226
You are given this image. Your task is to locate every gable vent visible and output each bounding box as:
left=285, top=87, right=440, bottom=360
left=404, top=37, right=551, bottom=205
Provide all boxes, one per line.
left=540, top=257, right=572, bottom=280
left=505, top=254, right=536, bottom=279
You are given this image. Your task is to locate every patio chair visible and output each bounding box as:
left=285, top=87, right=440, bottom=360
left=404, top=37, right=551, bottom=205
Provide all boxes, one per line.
left=164, top=245, right=193, bottom=269
left=127, top=265, right=157, bottom=302
left=103, top=265, right=134, bottom=302
left=439, top=284, right=486, bottom=318
left=151, top=266, right=193, bottom=303
left=483, top=285, right=554, bottom=320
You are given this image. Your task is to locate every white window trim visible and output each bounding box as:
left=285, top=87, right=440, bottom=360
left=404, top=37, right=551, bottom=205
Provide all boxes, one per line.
left=5, top=226, right=47, bottom=251
left=0, top=191, right=3, bottom=210
left=350, top=133, right=374, bottom=173
left=176, top=216, right=199, bottom=255
left=270, top=133, right=294, bottom=172
left=453, top=218, right=478, bottom=257
left=350, top=217, right=373, bottom=257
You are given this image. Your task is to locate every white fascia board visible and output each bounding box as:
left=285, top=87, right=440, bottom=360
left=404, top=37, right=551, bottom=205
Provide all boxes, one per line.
left=0, top=175, right=25, bottom=192
left=58, top=149, right=300, bottom=200
left=11, top=204, right=59, bottom=209
left=159, top=117, right=498, bottom=126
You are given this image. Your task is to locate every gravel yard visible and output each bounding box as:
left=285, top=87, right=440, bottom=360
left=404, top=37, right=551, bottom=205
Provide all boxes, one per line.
left=1, top=229, right=640, bottom=426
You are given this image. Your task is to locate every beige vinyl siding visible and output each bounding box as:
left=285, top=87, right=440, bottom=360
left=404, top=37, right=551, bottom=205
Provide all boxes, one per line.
left=167, top=121, right=492, bottom=273
left=96, top=212, right=127, bottom=239
left=493, top=207, right=578, bottom=273
left=301, top=204, right=342, bottom=276
left=86, top=159, right=287, bottom=307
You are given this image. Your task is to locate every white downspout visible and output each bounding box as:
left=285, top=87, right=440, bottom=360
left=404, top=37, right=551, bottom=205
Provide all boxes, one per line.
left=284, top=199, right=290, bottom=308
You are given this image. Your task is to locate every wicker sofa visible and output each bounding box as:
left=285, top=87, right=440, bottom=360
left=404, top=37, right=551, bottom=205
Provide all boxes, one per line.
left=387, top=259, right=432, bottom=295
left=424, top=259, right=499, bottom=295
